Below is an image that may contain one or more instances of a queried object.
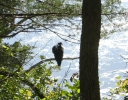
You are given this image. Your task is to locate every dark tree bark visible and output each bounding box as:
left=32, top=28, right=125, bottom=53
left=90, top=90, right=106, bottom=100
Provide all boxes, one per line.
left=80, top=0, right=101, bottom=100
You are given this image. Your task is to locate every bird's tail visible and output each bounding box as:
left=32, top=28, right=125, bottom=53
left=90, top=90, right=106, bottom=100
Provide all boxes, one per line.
left=57, top=61, right=61, bottom=66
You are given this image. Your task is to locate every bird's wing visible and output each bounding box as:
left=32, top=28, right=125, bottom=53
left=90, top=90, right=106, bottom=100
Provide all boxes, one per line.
left=61, top=47, right=64, bottom=56
left=62, top=47, right=64, bottom=53
left=52, top=45, right=57, bottom=54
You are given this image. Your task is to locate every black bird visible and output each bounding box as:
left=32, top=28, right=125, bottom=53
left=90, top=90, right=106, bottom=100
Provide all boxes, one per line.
left=52, top=42, right=64, bottom=66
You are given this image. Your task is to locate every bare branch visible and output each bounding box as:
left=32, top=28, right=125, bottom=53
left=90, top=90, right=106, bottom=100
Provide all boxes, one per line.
left=26, top=57, right=79, bottom=73
left=0, top=25, right=36, bottom=38
left=101, top=13, right=128, bottom=16
left=42, top=25, right=80, bottom=44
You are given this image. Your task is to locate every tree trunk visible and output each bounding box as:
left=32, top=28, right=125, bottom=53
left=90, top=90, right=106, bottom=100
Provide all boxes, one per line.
left=80, top=0, right=101, bottom=100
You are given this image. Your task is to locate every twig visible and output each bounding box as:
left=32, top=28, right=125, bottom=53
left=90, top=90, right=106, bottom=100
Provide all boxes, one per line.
left=60, top=63, right=71, bottom=85
left=30, top=19, right=80, bottom=44
left=24, top=39, right=51, bottom=67
left=58, top=63, right=71, bottom=97
left=120, top=55, right=128, bottom=68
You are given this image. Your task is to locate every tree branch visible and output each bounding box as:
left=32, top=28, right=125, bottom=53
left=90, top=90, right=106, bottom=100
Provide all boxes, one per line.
left=0, top=13, right=81, bottom=18
left=0, top=25, right=36, bottom=38
left=21, top=79, right=45, bottom=99
left=0, top=13, right=127, bottom=18
left=26, top=57, right=79, bottom=73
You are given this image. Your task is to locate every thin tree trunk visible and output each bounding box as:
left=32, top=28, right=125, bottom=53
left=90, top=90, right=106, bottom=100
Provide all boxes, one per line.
left=80, top=0, right=101, bottom=100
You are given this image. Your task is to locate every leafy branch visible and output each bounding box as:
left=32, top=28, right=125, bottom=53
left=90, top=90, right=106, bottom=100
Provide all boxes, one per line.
left=0, top=70, right=45, bottom=99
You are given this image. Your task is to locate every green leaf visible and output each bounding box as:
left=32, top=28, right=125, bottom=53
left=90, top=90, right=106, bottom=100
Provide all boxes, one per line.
left=19, top=89, right=24, bottom=94
left=116, top=76, right=121, bottom=80
left=40, top=55, right=46, bottom=60
left=54, top=78, right=58, bottom=82
left=3, top=45, right=9, bottom=50
left=77, top=89, right=80, bottom=93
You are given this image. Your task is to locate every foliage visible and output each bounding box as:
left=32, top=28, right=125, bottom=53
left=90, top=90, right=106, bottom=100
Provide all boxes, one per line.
left=0, top=0, right=82, bottom=39
left=101, top=0, right=127, bottom=38
left=20, top=0, right=81, bottom=20
left=0, top=42, right=34, bottom=71
left=0, top=1, right=82, bottom=99
left=0, top=42, right=36, bottom=99
left=111, top=76, right=128, bottom=97
left=0, top=41, right=80, bottom=99
left=0, top=0, right=127, bottom=40
left=102, top=74, right=128, bottom=100
left=0, top=0, right=16, bottom=37
left=0, top=0, right=128, bottom=99
left=43, top=77, right=80, bottom=100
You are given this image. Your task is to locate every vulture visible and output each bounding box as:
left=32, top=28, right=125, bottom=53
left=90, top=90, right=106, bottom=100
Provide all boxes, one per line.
left=52, top=42, right=64, bottom=66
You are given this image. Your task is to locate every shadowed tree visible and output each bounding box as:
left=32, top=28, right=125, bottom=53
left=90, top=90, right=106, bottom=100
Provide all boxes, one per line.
left=80, top=0, right=101, bottom=100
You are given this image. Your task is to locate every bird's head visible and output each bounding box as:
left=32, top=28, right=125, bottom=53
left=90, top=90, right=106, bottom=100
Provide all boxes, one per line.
left=58, top=42, right=62, bottom=46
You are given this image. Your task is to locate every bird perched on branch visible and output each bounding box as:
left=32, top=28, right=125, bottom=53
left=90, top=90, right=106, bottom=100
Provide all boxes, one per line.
left=52, top=42, right=64, bottom=66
